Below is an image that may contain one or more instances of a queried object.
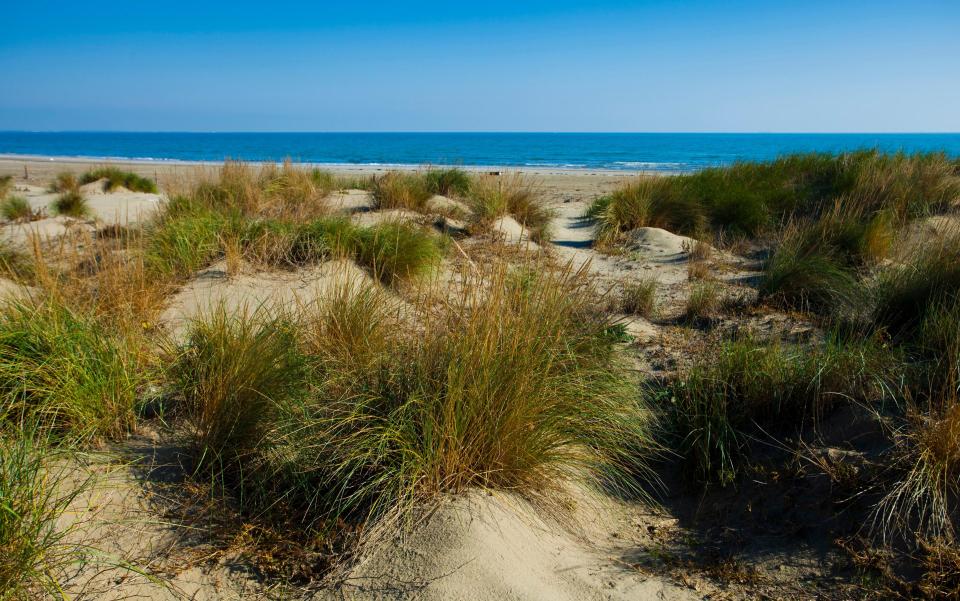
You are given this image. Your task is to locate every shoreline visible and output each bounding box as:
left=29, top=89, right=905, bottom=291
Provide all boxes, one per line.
left=0, top=153, right=657, bottom=177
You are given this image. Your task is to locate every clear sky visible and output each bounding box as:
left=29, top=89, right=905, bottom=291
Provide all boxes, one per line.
left=2, top=1, right=958, bottom=132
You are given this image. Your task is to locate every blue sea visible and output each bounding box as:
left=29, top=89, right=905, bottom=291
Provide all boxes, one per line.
left=1, top=132, right=959, bottom=173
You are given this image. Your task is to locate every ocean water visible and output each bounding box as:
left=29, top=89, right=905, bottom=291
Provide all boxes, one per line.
left=1, top=132, right=959, bottom=172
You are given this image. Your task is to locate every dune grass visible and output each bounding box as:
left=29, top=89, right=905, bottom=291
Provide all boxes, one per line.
left=467, top=173, right=555, bottom=242
left=353, top=221, right=444, bottom=282
left=672, top=335, right=898, bottom=484
left=0, top=299, right=144, bottom=442
left=169, top=265, right=658, bottom=535
left=0, top=426, right=89, bottom=601
left=48, top=173, right=78, bottom=194
left=872, top=231, right=960, bottom=341
left=620, top=276, right=658, bottom=317
left=172, top=306, right=306, bottom=465
left=145, top=203, right=228, bottom=278
left=0, top=175, right=12, bottom=199
left=587, top=150, right=960, bottom=246
left=0, top=196, right=32, bottom=223
left=51, top=190, right=89, bottom=218
left=80, top=167, right=158, bottom=193
left=371, top=171, right=435, bottom=211
left=684, top=280, right=722, bottom=321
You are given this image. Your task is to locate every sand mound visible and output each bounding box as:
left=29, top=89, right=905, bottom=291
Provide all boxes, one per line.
left=626, top=227, right=696, bottom=257
left=345, top=491, right=697, bottom=601
left=160, top=259, right=373, bottom=338
left=79, top=178, right=110, bottom=194
left=492, top=215, right=539, bottom=249
left=426, top=194, right=472, bottom=216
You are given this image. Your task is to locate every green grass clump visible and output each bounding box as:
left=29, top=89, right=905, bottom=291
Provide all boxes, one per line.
left=0, top=175, right=12, bottom=198
left=48, top=173, right=78, bottom=194
left=172, top=306, right=306, bottom=464
left=0, top=196, right=31, bottom=223
left=145, top=203, right=228, bottom=278
left=170, top=266, right=657, bottom=534
left=0, top=300, right=143, bottom=442
left=371, top=171, right=434, bottom=211
left=0, top=427, right=88, bottom=600
left=80, top=167, right=158, bottom=193
left=588, top=178, right=707, bottom=245
left=467, top=173, right=555, bottom=242
left=353, top=221, right=444, bottom=282
left=423, top=168, right=472, bottom=197
left=684, top=280, right=722, bottom=321
left=587, top=150, right=960, bottom=244
left=872, top=232, right=960, bottom=341
left=51, top=190, right=89, bottom=218
left=672, top=335, right=897, bottom=484
left=758, top=219, right=865, bottom=317
left=620, top=276, right=658, bottom=317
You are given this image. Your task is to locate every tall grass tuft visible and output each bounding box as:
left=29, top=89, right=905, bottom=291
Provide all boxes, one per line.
left=80, top=167, right=158, bottom=193
left=171, top=306, right=305, bottom=465
left=145, top=202, right=228, bottom=278
left=620, top=276, right=659, bottom=317
left=0, top=196, right=31, bottom=223
left=0, top=427, right=89, bottom=600
left=371, top=171, right=434, bottom=211
left=51, top=190, right=89, bottom=218
left=423, top=168, right=472, bottom=197
left=0, top=299, right=143, bottom=442
left=353, top=221, right=444, bottom=283
left=468, top=173, right=555, bottom=242
left=170, top=265, right=658, bottom=533
left=0, top=175, right=12, bottom=199
left=758, top=217, right=866, bottom=317
left=587, top=151, right=960, bottom=245
left=48, top=173, right=78, bottom=194
left=0, top=241, right=33, bottom=282
left=672, top=335, right=898, bottom=484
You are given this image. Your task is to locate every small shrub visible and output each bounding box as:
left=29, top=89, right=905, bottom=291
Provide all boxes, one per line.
left=80, top=167, right=158, bottom=193
left=0, top=196, right=32, bottom=223
left=620, top=277, right=658, bottom=317
left=51, top=190, right=89, bottom=218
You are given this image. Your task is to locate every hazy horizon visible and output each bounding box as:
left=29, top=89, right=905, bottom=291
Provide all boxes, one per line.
left=3, top=1, right=959, bottom=132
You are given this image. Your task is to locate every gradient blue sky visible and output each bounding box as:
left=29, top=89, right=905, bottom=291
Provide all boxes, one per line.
left=2, top=1, right=958, bottom=132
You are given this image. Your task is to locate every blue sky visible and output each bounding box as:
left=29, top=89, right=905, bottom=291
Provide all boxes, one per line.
left=2, top=1, right=958, bottom=132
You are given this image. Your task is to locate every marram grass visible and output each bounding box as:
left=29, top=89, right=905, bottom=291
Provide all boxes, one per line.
left=170, top=265, right=659, bottom=534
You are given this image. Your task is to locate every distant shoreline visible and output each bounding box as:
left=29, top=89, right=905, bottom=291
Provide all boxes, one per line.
left=0, top=153, right=648, bottom=177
